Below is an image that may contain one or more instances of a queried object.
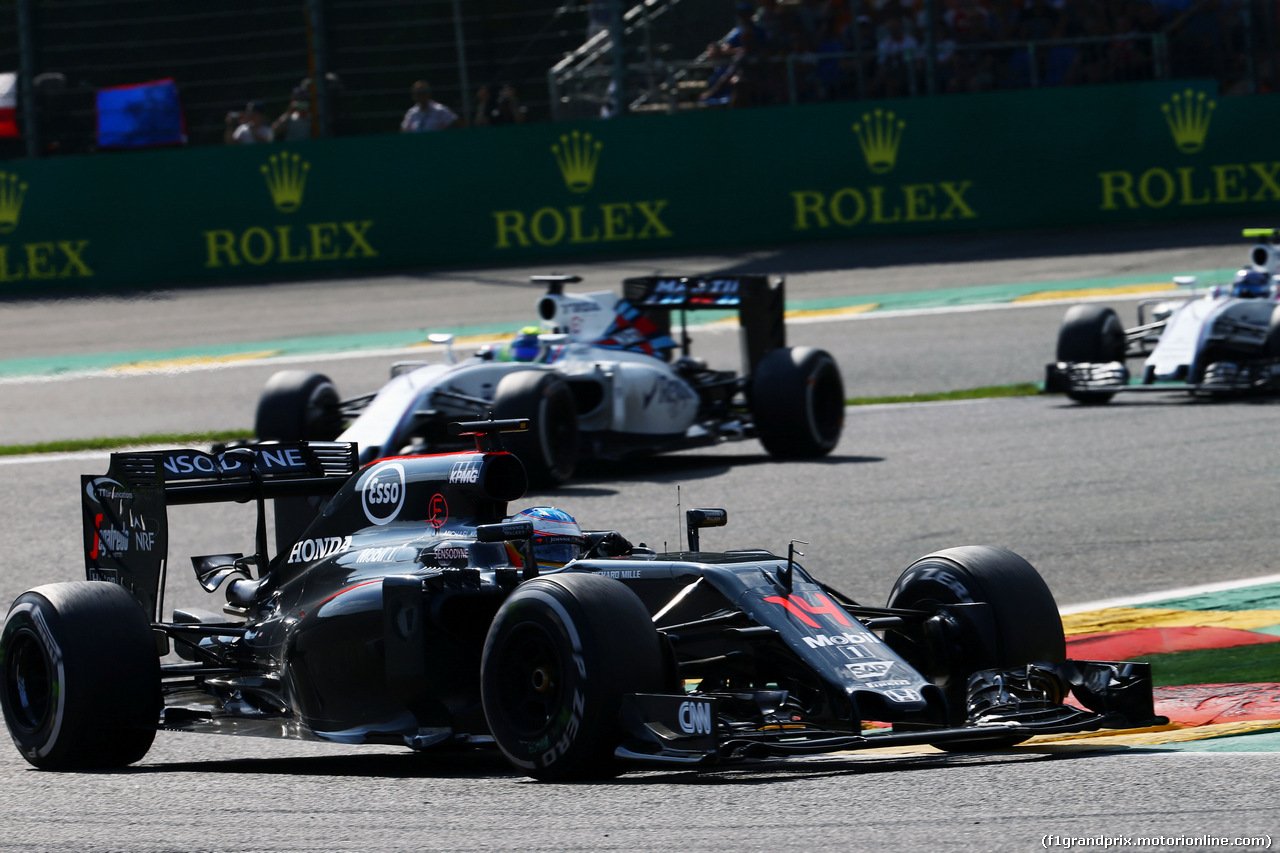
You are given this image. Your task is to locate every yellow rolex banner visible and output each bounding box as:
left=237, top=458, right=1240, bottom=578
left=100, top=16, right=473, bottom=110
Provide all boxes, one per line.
left=0, top=79, right=1275, bottom=294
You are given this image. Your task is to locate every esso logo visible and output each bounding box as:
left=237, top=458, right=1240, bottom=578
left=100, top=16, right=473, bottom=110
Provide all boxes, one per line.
left=361, top=463, right=406, bottom=526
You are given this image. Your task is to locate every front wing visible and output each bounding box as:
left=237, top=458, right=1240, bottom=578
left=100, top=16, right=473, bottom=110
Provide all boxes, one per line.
left=615, top=659, right=1164, bottom=765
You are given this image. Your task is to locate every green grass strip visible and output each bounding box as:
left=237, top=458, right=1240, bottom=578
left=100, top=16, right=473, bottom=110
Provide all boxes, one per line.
left=847, top=383, right=1042, bottom=406
left=0, top=429, right=254, bottom=457
left=1130, top=643, right=1280, bottom=688
left=0, top=384, right=1048, bottom=457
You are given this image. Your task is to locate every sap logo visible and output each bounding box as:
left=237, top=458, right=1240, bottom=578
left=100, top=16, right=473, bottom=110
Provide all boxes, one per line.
left=802, top=632, right=881, bottom=649
left=846, top=661, right=894, bottom=680
left=85, top=477, right=132, bottom=504
left=678, top=700, right=714, bottom=736
left=362, top=463, right=406, bottom=526
left=288, top=536, right=352, bottom=564
left=449, top=460, right=482, bottom=485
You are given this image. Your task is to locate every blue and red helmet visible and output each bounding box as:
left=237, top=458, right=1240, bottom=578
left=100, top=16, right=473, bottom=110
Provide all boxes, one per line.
left=1231, top=269, right=1272, bottom=299
left=513, top=506, right=585, bottom=569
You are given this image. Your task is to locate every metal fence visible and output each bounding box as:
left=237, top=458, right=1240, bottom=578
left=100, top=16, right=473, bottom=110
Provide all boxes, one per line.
left=0, top=0, right=1276, bottom=160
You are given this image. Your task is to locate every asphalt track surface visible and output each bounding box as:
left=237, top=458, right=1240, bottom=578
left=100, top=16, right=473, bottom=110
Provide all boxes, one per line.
left=1, top=218, right=1277, bottom=852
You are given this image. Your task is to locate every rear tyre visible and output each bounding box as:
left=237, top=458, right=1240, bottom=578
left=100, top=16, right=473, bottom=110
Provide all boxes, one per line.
left=0, top=582, right=161, bottom=769
left=750, top=347, right=844, bottom=458
left=884, top=546, right=1065, bottom=749
left=255, top=370, right=343, bottom=441
left=1056, top=305, right=1125, bottom=405
left=481, top=573, right=666, bottom=781
left=492, top=371, right=580, bottom=488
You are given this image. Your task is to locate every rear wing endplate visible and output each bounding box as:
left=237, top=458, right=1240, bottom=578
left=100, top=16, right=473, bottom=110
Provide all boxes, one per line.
left=621, top=275, right=786, bottom=373
left=82, top=442, right=357, bottom=620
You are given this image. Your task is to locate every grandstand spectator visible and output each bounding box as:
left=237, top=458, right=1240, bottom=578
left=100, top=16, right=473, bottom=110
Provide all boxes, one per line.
left=869, top=12, right=921, bottom=97
left=699, top=3, right=769, bottom=107
left=401, top=80, right=459, bottom=132
left=840, top=14, right=879, bottom=96
left=474, top=84, right=527, bottom=126
left=224, top=102, right=273, bottom=144
left=1017, top=0, right=1063, bottom=41
left=272, top=87, right=314, bottom=141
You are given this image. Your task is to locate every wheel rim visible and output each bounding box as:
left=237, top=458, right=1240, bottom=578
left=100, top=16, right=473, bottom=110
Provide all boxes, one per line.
left=5, top=629, right=53, bottom=734
left=493, top=622, right=566, bottom=739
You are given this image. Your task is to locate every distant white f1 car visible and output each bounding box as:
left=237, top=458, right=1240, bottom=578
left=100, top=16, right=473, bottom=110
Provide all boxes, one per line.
left=1046, top=228, right=1280, bottom=404
left=254, top=274, right=845, bottom=485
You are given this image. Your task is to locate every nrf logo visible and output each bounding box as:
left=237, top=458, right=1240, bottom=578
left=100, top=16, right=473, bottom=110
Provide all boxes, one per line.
left=449, top=459, right=482, bottom=484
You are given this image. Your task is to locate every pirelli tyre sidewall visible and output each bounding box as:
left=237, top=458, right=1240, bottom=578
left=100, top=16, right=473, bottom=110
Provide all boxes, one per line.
left=480, top=573, right=664, bottom=781
left=0, top=581, right=160, bottom=769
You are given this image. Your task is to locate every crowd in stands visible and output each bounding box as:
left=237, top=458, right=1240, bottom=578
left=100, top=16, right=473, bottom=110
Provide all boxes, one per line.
left=225, top=76, right=526, bottom=144
left=697, top=0, right=1262, bottom=107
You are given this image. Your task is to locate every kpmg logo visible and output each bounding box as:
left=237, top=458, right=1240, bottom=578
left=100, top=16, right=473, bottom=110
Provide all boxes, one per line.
left=852, top=109, right=905, bottom=174
left=551, top=131, right=602, bottom=194
left=1161, top=89, right=1215, bottom=154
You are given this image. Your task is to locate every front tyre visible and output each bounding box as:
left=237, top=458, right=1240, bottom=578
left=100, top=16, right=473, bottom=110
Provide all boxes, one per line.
left=481, top=573, right=666, bottom=781
left=0, top=582, right=161, bottom=769
left=750, top=347, right=845, bottom=458
left=255, top=370, right=343, bottom=441
left=1056, top=305, right=1125, bottom=405
left=492, top=370, right=580, bottom=488
left=884, top=546, right=1065, bottom=747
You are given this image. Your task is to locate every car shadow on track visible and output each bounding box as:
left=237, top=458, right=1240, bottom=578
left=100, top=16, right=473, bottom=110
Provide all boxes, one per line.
left=123, top=749, right=519, bottom=780
left=114, top=744, right=1104, bottom=782
left=539, top=452, right=885, bottom=497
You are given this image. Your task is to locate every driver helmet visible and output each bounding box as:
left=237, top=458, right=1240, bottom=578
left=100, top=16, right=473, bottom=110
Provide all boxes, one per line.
left=1231, top=269, right=1272, bottom=299
left=515, top=506, right=585, bottom=569
left=505, top=326, right=543, bottom=362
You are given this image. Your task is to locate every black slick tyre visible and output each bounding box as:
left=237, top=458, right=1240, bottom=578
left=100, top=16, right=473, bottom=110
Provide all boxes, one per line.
left=492, top=370, right=580, bottom=488
left=884, top=546, right=1065, bottom=748
left=0, top=581, right=161, bottom=769
left=1056, top=305, right=1125, bottom=405
left=255, top=370, right=343, bottom=441
left=480, top=572, right=665, bottom=781
left=749, top=346, right=844, bottom=458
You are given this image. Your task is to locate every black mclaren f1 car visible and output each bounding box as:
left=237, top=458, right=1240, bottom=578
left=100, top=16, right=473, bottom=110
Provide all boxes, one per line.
left=0, top=422, right=1161, bottom=780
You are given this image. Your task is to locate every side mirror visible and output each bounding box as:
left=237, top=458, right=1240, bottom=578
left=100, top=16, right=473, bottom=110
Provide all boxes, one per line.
left=686, top=508, right=728, bottom=552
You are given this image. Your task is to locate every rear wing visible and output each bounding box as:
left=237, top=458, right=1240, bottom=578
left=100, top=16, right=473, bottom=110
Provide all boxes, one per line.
left=82, top=441, right=357, bottom=620
left=621, top=275, right=786, bottom=374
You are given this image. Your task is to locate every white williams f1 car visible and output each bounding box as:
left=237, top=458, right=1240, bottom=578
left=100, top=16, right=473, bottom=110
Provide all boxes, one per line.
left=1046, top=229, right=1280, bottom=403
left=254, top=274, right=845, bottom=485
